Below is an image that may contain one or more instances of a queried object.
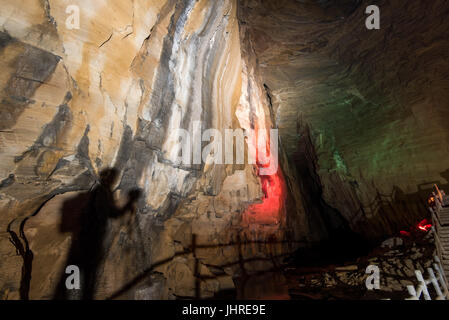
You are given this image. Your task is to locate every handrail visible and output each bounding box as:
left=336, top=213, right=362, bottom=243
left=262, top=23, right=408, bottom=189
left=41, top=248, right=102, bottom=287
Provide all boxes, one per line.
left=428, top=184, right=449, bottom=291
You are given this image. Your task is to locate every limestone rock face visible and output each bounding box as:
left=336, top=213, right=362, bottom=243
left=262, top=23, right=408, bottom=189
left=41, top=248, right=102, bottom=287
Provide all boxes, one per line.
left=2, top=0, right=446, bottom=300
left=0, top=0, right=307, bottom=299
left=238, top=0, right=449, bottom=241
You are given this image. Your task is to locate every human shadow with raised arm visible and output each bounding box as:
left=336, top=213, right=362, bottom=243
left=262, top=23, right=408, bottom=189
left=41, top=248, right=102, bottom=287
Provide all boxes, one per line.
left=54, top=168, right=141, bottom=300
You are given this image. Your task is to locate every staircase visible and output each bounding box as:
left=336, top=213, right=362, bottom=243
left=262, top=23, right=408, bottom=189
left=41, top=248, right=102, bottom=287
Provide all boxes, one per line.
left=430, top=185, right=449, bottom=286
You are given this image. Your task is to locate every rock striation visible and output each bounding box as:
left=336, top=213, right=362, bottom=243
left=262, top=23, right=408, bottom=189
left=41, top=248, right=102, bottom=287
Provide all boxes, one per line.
left=1, top=0, right=448, bottom=300
left=238, top=0, right=449, bottom=241
left=0, top=0, right=309, bottom=299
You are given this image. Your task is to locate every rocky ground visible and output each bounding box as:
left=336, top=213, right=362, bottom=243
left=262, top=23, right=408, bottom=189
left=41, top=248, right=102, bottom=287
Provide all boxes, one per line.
left=284, top=232, right=438, bottom=300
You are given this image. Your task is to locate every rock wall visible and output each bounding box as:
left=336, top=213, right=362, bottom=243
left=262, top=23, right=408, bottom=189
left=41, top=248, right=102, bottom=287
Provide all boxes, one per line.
left=0, top=0, right=309, bottom=299
left=3, top=0, right=442, bottom=300
left=238, top=0, right=449, bottom=242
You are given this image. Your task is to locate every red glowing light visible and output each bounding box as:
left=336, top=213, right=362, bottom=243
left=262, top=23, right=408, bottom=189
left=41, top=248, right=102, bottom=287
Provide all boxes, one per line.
left=400, top=230, right=411, bottom=237
left=242, top=126, right=285, bottom=226
left=417, top=219, right=432, bottom=232
left=399, top=219, right=432, bottom=237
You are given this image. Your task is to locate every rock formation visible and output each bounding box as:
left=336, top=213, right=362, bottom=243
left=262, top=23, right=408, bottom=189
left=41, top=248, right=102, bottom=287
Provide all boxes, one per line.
left=0, top=0, right=308, bottom=300
left=0, top=0, right=448, bottom=300
left=239, top=0, right=449, bottom=240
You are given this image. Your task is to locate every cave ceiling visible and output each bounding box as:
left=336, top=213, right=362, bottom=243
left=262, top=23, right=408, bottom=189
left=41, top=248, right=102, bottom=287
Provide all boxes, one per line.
left=239, top=0, right=449, bottom=236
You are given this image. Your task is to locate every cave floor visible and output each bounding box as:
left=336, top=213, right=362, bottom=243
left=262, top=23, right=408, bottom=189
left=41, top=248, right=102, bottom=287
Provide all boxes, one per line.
left=228, top=235, right=436, bottom=300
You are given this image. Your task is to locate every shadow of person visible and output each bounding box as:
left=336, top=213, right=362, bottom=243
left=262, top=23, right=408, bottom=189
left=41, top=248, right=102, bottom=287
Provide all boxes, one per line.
left=53, top=168, right=141, bottom=300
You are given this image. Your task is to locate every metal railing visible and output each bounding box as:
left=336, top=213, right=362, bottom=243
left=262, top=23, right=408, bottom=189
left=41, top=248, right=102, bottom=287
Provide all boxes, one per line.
left=406, top=255, right=448, bottom=300
left=416, top=183, right=449, bottom=299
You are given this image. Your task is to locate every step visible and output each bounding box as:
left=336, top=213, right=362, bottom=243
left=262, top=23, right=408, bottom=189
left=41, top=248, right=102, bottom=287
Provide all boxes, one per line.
left=436, top=233, right=449, bottom=239
left=436, top=243, right=447, bottom=250
left=435, top=237, right=448, bottom=247
left=436, top=247, right=448, bottom=256
left=435, top=237, right=448, bottom=246
left=437, top=235, right=449, bottom=241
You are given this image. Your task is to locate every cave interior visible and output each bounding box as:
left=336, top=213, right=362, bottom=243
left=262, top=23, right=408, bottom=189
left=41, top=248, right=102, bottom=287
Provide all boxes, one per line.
left=0, top=0, right=448, bottom=300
